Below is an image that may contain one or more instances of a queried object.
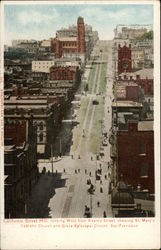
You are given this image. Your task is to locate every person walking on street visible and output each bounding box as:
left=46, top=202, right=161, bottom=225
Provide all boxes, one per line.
left=97, top=201, right=100, bottom=207
left=89, top=172, right=91, bottom=177
left=63, top=169, right=66, bottom=173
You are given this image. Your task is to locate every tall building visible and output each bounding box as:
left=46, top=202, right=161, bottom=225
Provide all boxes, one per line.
left=117, top=121, right=154, bottom=194
left=118, top=44, right=132, bottom=74
left=51, top=17, right=86, bottom=59
left=77, top=16, right=86, bottom=53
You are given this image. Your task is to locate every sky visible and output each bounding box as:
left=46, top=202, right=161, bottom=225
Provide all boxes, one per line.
left=4, top=3, right=153, bottom=45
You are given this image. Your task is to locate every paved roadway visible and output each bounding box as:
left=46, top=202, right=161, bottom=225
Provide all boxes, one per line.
left=28, top=40, right=114, bottom=218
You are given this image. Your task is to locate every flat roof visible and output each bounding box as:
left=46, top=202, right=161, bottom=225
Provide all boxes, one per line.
left=119, top=68, right=153, bottom=79
left=138, top=121, right=153, bottom=131
left=58, top=37, right=77, bottom=42
left=112, top=101, right=143, bottom=107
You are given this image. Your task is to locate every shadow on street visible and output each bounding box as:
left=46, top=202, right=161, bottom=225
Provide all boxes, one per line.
left=27, top=173, right=67, bottom=218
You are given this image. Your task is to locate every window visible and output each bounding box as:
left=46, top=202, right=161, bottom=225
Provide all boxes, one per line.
left=140, top=141, right=146, bottom=154
left=21, top=184, right=24, bottom=195
left=140, top=163, right=148, bottom=177
left=39, top=133, right=43, bottom=142
left=39, top=122, right=43, bottom=130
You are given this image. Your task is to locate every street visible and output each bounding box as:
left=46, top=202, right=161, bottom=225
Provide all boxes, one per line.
left=28, top=40, right=114, bottom=218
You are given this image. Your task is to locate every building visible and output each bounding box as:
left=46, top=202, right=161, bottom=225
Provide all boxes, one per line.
left=114, top=24, right=152, bottom=40
left=118, top=44, right=132, bottom=74
left=4, top=95, right=62, bottom=156
left=32, top=60, right=55, bottom=73
left=132, top=47, right=145, bottom=69
left=112, top=100, right=143, bottom=130
left=4, top=119, right=38, bottom=218
left=117, top=121, right=154, bottom=194
left=50, top=66, right=78, bottom=81
left=51, top=17, right=86, bottom=59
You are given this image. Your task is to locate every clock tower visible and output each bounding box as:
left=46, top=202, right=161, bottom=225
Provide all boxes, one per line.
left=118, top=44, right=132, bottom=74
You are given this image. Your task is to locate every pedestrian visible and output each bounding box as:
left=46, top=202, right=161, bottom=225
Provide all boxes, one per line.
left=71, top=154, right=73, bottom=159
left=63, top=168, right=66, bottom=173
left=85, top=169, right=87, bottom=174
left=97, top=201, right=100, bottom=207
left=105, top=174, right=107, bottom=179
left=99, top=163, right=101, bottom=167
left=89, top=172, right=91, bottom=177
left=100, top=187, right=103, bottom=193
left=91, top=156, right=93, bottom=161
left=75, top=169, right=77, bottom=174
left=103, top=211, right=107, bottom=217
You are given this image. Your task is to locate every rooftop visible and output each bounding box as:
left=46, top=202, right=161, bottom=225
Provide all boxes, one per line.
left=119, top=68, right=153, bottom=79
left=138, top=121, right=153, bottom=131
left=58, top=37, right=77, bottom=42
left=112, top=100, right=142, bottom=108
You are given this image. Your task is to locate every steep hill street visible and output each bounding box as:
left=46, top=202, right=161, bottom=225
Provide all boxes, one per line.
left=28, top=40, right=114, bottom=218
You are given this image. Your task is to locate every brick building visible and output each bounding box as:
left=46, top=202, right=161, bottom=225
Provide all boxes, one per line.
left=118, top=44, right=132, bottom=74
left=50, top=66, right=77, bottom=81
left=51, top=17, right=86, bottom=59
left=4, top=119, right=38, bottom=218
left=117, top=121, right=154, bottom=194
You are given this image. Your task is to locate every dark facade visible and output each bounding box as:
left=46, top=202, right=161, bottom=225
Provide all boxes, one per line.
left=118, top=44, right=132, bottom=74
left=4, top=119, right=38, bottom=218
left=117, top=121, right=154, bottom=194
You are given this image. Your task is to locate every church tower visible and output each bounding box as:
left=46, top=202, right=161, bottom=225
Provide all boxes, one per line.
left=77, top=16, right=86, bottom=53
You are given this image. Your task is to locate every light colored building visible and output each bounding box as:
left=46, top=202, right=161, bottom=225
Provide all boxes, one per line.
left=32, top=60, right=55, bottom=73
left=40, top=39, right=51, bottom=47
left=132, top=48, right=145, bottom=69
left=114, top=24, right=152, bottom=39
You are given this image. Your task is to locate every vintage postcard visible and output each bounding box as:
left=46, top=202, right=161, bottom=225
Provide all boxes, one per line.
left=0, top=0, right=160, bottom=249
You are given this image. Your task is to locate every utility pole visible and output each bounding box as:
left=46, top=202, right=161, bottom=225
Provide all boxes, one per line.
left=51, top=144, right=53, bottom=173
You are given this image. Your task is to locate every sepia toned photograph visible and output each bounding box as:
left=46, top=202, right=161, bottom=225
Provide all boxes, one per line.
left=3, top=2, right=155, bottom=220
